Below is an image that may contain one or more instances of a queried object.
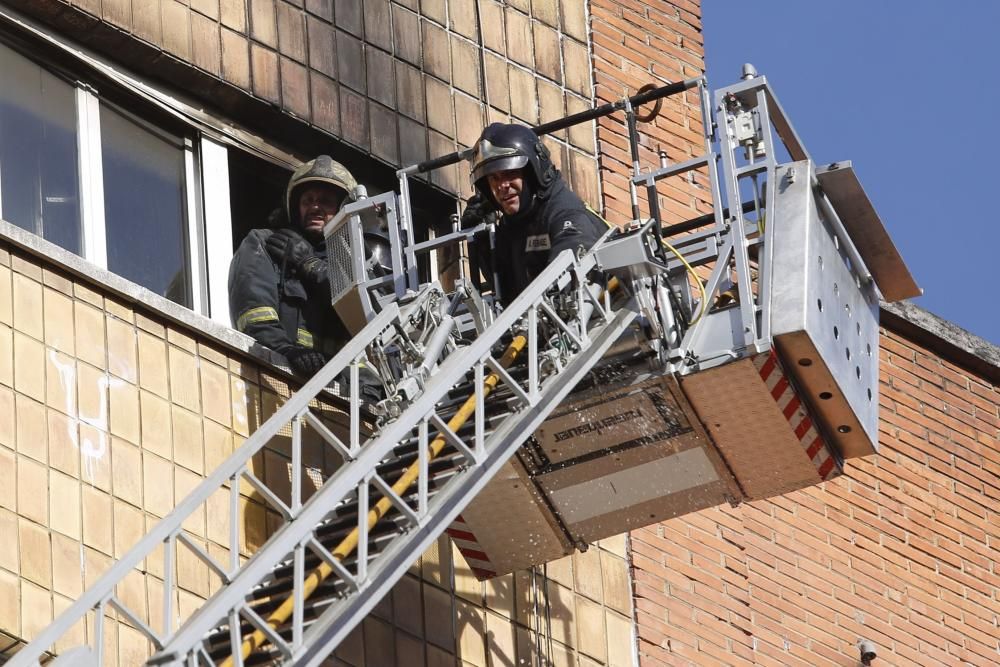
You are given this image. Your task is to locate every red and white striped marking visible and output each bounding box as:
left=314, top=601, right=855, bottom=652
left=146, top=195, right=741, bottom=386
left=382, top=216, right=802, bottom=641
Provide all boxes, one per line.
left=446, top=515, right=497, bottom=580
left=753, top=350, right=840, bottom=481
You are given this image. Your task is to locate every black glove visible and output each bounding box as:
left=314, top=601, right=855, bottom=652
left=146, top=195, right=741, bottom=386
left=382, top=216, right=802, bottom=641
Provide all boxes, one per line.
left=265, top=228, right=327, bottom=287
left=358, top=364, right=386, bottom=402
left=335, top=364, right=385, bottom=403
left=460, top=192, right=496, bottom=230
left=285, top=347, right=328, bottom=378
left=460, top=194, right=497, bottom=292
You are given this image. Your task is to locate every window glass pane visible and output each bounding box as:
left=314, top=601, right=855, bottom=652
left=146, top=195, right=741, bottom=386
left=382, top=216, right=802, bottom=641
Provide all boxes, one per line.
left=0, top=42, right=81, bottom=253
left=100, top=104, right=191, bottom=307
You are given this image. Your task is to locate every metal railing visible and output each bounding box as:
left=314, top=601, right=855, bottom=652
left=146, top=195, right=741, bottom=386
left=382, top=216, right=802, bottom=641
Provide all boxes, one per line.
left=13, top=246, right=632, bottom=666
left=146, top=249, right=632, bottom=666
left=9, top=307, right=400, bottom=666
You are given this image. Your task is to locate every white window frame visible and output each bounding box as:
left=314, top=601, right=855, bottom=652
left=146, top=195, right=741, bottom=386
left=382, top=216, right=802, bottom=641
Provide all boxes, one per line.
left=76, top=85, right=107, bottom=270
left=71, top=86, right=214, bottom=316
left=184, top=137, right=208, bottom=316
left=200, top=137, right=234, bottom=326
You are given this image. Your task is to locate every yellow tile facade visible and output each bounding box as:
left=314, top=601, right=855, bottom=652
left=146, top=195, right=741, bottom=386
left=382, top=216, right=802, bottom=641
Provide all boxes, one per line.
left=0, top=0, right=631, bottom=652
left=1, top=240, right=638, bottom=664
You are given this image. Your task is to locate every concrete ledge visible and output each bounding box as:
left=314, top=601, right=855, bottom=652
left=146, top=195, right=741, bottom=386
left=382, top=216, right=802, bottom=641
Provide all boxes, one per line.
left=881, top=301, right=999, bottom=385
left=0, top=217, right=291, bottom=374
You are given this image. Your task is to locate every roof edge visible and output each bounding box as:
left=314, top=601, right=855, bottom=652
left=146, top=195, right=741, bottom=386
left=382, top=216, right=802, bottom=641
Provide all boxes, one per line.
left=880, top=301, right=999, bottom=386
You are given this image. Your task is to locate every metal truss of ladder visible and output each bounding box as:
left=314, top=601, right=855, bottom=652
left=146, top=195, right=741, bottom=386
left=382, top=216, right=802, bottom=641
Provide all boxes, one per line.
left=13, top=248, right=634, bottom=667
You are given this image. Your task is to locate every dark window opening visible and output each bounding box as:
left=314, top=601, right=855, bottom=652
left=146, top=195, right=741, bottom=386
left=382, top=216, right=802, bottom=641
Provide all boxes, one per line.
left=227, top=148, right=290, bottom=250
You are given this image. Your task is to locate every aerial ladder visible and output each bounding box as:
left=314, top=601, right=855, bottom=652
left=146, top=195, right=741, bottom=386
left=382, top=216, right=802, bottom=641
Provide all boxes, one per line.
left=12, top=66, right=919, bottom=666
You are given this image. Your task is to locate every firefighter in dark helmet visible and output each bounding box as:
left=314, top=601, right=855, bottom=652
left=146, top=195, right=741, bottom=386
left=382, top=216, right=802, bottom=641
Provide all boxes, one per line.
left=228, top=155, right=358, bottom=380
left=462, top=123, right=608, bottom=306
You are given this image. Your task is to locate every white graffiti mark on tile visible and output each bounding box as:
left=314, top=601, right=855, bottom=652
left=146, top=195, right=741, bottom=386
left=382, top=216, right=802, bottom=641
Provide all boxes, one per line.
left=48, top=350, right=125, bottom=481
left=232, top=378, right=248, bottom=432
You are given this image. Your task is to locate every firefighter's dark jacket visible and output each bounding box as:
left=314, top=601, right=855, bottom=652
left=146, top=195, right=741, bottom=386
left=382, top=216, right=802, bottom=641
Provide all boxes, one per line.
left=228, top=227, right=347, bottom=358
left=493, top=177, right=608, bottom=306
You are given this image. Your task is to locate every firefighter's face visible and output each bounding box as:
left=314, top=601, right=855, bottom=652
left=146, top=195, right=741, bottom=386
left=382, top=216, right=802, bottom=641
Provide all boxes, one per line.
left=487, top=169, right=524, bottom=215
left=297, top=184, right=344, bottom=240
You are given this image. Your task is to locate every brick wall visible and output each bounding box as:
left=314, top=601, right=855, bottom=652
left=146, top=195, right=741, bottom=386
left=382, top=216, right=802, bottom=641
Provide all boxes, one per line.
left=629, top=328, right=1000, bottom=666
left=587, top=5, right=1000, bottom=666
left=590, top=0, right=712, bottom=226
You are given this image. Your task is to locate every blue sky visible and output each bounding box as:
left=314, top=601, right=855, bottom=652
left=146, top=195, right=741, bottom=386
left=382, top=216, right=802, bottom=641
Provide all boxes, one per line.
left=703, top=2, right=1000, bottom=344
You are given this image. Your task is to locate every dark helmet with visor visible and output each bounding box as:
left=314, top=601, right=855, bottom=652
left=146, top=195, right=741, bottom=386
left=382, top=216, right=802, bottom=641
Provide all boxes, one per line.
left=470, top=123, right=556, bottom=196
left=285, top=154, right=358, bottom=226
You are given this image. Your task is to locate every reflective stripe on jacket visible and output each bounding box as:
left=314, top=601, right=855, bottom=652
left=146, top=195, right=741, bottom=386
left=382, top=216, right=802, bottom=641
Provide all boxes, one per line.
left=228, top=228, right=347, bottom=358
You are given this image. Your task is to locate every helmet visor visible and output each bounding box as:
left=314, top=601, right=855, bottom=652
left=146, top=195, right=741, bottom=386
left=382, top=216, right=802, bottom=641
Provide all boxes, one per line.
left=470, top=138, right=529, bottom=184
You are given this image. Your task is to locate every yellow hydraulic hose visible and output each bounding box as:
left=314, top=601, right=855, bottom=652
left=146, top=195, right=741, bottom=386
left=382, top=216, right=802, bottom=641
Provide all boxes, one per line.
left=659, top=237, right=706, bottom=325
left=223, top=335, right=529, bottom=665
left=603, top=276, right=620, bottom=299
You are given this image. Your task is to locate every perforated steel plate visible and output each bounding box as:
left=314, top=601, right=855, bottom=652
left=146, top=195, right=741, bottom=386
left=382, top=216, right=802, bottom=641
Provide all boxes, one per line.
left=324, top=223, right=354, bottom=302
left=768, top=160, right=879, bottom=456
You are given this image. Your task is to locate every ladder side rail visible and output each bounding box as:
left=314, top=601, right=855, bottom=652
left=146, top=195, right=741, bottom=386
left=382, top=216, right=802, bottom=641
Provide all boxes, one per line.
left=699, top=78, right=727, bottom=231
left=747, top=86, right=780, bottom=348
left=707, top=88, right=757, bottom=351
left=149, top=249, right=591, bottom=663
left=7, top=306, right=401, bottom=667
left=294, top=309, right=636, bottom=666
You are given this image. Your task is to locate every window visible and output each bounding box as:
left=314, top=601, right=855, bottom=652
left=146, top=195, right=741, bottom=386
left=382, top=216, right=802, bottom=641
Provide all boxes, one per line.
left=0, top=40, right=81, bottom=253
left=0, top=39, right=202, bottom=310
left=100, top=104, right=191, bottom=306
left=0, top=27, right=385, bottom=330
left=227, top=147, right=289, bottom=250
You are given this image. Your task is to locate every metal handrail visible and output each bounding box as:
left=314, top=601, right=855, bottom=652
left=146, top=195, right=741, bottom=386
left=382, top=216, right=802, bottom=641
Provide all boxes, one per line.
left=147, top=249, right=624, bottom=664
left=8, top=307, right=401, bottom=667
